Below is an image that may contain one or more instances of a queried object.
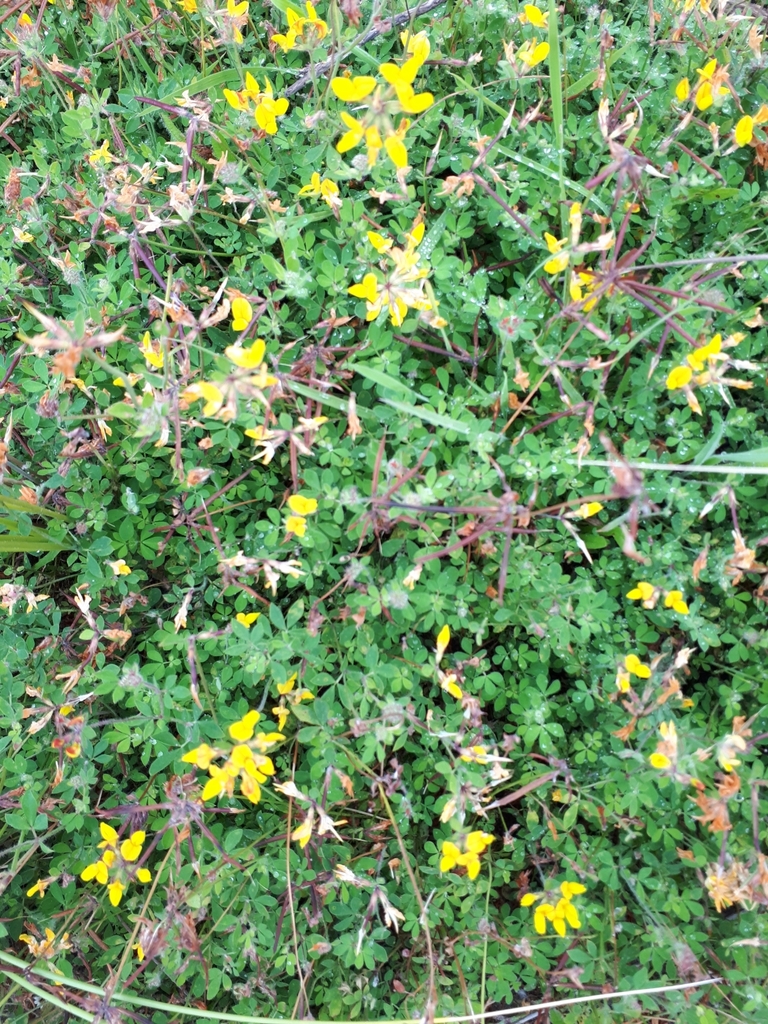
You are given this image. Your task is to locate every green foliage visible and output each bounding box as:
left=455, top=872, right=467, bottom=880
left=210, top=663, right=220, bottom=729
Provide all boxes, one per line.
left=0, top=0, right=767, bottom=1022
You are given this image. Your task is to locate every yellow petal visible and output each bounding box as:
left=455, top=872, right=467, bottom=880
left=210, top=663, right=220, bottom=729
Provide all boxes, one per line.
left=287, top=494, right=318, bottom=515
left=734, top=115, right=753, bottom=148
left=666, top=365, right=693, bottom=390
left=331, top=76, right=376, bottom=102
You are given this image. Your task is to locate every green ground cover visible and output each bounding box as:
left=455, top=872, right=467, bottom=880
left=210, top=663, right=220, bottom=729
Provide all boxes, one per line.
left=1, top=0, right=767, bottom=1021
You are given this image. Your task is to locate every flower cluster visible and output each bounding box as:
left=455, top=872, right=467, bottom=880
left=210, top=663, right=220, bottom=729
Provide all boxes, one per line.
left=349, top=222, right=442, bottom=328
left=330, top=31, right=433, bottom=173
left=272, top=673, right=314, bottom=731
left=439, top=830, right=494, bottom=880
left=521, top=880, right=586, bottom=936
left=503, top=5, right=550, bottom=70
left=674, top=59, right=730, bottom=112
left=615, top=653, right=651, bottom=693
left=627, top=581, right=689, bottom=614
left=666, top=332, right=758, bottom=414
left=222, top=0, right=249, bottom=44
left=182, top=709, right=283, bottom=804
left=18, top=927, right=72, bottom=960
left=181, top=335, right=278, bottom=421
left=80, top=823, right=152, bottom=907
left=542, top=203, right=614, bottom=302
left=271, top=2, right=328, bottom=52
left=223, top=73, right=289, bottom=135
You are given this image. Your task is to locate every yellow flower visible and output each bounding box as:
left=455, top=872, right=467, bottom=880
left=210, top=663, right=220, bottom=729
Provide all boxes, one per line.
left=26, top=878, right=48, bottom=898
left=225, top=0, right=249, bottom=43
left=286, top=515, right=307, bottom=537
left=693, top=59, right=730, bottom=111
left=108, top=559, right=132, bottom=576
left=459, top=745, right=489, bottom=764
left=331, top=76, right=377, bottom=102
left=543, top=232, right=569, bottom=274
left=675, top=78, right=690, bottom=102
left=686, top=334, right=721, bottom=371
left=272, top=2, right=328, bottom=51
left=254, top=79, right=289, bottom=135
left=136, top=867, right=152, bottom=883
left=666, top=365, right=693, bottom=390
left=560, top=880, right=586, bottom=899
left=226, top=339, right=264, bottom=370
left=516, top=38, right=550, bottom=69
left=108, top=879, right=125, bottom=906
left=88, top=140, right=113, bottom=165
left=664, top=590, right=689, bottom=614
left=292, top=807, right=315, bottom=848
left=182, top=381, right=225, bottom=417
left=133, top=942, right=145, bottom=962
left=229, top=709, right=260, bottom=742
left=466, top=831, right=494, bottom=854
left=98, top=823, right=119, bottom=849
left=649, top=752, right=672, bottom=770
left=435, top=624, right=450, bottom=662
left=120, top=831, right=145, bottom=862
left=287, top=494, right=318, bottom=515
left=297, top=171, right=340, bottom=208
left=734, top=115, right=753, bottom=148
left=12, top=227, right=35, bottom=244
left=576, top=501, right=603, bottom=518
left=403, top=564, right=423, bottom=589
left=231, top=297, right=253, bottom=331
left=439, top=671, right=463, bottom=700
left=627, top=581, right=655, bottom=602
left=519, top=4, right=548, bottom=27
left=439, top=832, right=493, bottom=880
left=235, top=611, right=260, bottom=627
left=81, top=854, right=113, bottom=886
left=400, top=30, right=430, bottom=64
left=717, top=733, right=747, bottom=772
left=181, top=743, right=219, bottom=769
left=201, top=761, right=238, bottom=801
left=624, top=654, right=651, bottom=678
left=140, top=331, right=164, bottom=369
